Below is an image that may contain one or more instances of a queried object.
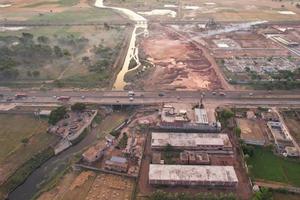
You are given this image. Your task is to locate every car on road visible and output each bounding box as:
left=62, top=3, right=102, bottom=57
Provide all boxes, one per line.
left=128, top=91, right=135, bottom=96
left=81, top=96, right=85, bottom=99
left=57, top=96, right=71, bottom=101
left=219, top=92, right=226, bottom=96
left=212, top=92, right=216, bottom=95
left=158, top=93, right=164, bottom=97
left=249, top=93, right=253, bottom=96
left=129, top=97, right=134, bottom=101
left=6, top=97, right=13, bottom=102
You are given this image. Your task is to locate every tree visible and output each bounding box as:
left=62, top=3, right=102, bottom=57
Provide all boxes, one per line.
left=234, top=127, right=241, bottom=138
left=71, top=103, right=86, bottom=112
left=32, top=70, right=40, bottom=77
left=54, top=46, right=63, bottom=57
left=48, top=106, right=67, bottom=125
left=37, top=36, right=49, bottom=44
left=252, top=187, right=273, bottom=200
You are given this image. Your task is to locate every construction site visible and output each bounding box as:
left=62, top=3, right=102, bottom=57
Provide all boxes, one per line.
left=128, top=24, right=223, bottom=90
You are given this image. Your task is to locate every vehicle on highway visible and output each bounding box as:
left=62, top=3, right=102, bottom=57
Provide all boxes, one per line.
left=177, top=96, right=180, bottom=100
left=129, top=97, right=134, bottom=101
left=219, top=92, right=226, bottom=96
left=158, top=93, right=164, bottom=97
left=212, top=92, right=216, bottom=95
left=249, top=93, right=253, bottom=96
left=81, top=96, right=85, bottom=99
left=15, top=93, right=27, bottom=99
left=6, top=97, right=13, bottom=102
left=0, top=94, right=3, bottom=98
left=53, top=96, right=57, bottom=99
left=57, top=96, right=71, bottom=101
left=128, top=91, right=135, bottom=96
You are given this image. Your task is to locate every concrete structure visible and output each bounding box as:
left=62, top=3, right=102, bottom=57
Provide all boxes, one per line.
left=194, top=108, right=209, bottom=124
left=149, top=164, right=238, bottom=187
left=104, top=156, right=128, bottom=173
left=151, top=132, right=232, bottom=153
left=180, top=151, right=210, bottom=165
left=82, top=141, right=107, bottom=163
left=261, top=111, right=279, bottom=122
left=160, top=103, right=221, bottom=132
left=285, top=146, right=299, bottom=157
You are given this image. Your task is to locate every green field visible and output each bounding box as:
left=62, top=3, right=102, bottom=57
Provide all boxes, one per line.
left=24, top=0, right=80, bottom=8
left=0, top=114, right=59, bottom=183
left=247, top=147, right=300, bottom=187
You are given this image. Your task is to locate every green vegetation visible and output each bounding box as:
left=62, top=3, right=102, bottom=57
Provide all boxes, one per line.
left=252, top=187, right=273, bottom=200
left=0, top=147, right=54, bottom=198
left=48, top=106, right=67, bottom=125
left=71, top=103, right=86, bottom=112
left=217, top=109, right=234, bottom=128
left=117, top=133, right=128, bottom=149
left=24, top=0, right=80, bottom=8
left=28, top=7, right=124, bottom=24
left=247, top=147, right=300, bottom=186
left=148, top=190, right=237, bottom=200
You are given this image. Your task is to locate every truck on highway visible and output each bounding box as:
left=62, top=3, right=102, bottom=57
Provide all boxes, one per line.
left=57, top=96, right=71, bottom=101
left=15, top=93, right=28, bottom=99
left=128, top=91, right=135, bottom=96
left=219, top=92, right=226, bottom=96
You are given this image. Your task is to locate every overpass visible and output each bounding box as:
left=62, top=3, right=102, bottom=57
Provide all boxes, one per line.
left=1, top=90, right=300, bottom=107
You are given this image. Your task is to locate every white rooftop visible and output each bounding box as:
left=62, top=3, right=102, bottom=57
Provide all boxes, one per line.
left=149, top=164, right=238, bottom=183
left=151, top=132, right=230, bottom=147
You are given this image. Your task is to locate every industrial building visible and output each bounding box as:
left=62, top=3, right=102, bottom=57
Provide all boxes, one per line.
left=159, top=103, right=221, bottom=132
left=151, top=132, right=232, bottom=153
left=149, top=164, right=238, bottom=187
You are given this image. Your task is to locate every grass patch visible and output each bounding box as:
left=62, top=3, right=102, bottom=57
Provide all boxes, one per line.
left=247, top=147, right=300, bottom=187
left=28, top=7, right=125, bottom=24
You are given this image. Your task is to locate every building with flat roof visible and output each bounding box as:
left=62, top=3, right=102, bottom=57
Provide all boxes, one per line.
left=82, top=141, right=107, bottom=163
left=149, top=164, right=238, bottom=187
left=104, top=156, right=128, bottom=173
left=159, top=103, right=221, bottom=132
left=151, top=132, right=232, bottom=153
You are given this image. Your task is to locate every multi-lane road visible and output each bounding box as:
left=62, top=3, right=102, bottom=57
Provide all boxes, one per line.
left=1, top=90, right=300, bottom=107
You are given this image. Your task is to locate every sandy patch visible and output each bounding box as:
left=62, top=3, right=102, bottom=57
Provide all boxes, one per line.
left=138, top=9, right=176, bottom=17
left=0, top=4, right=12, bottom=8
left=0, top=26, right=27, bottom=32
left=278, top=11, right=296, bottom=15
left=70, top=171, right=95, bottom=190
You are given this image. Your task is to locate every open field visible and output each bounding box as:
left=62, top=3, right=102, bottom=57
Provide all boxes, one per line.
left=127, top=24, right=222, bottom=90
left=247, top=147, right=300, bottom=187
left=107, top=0, right=300, bottom=21
left=0, top=0, right=125, bottom=23
left=281, top=109, right=300, bottom=146
left=37, top=171, right=134, bottom=200
left=0, top=25, right=127, bottom=89
left=0, top=114, right=59, bottom=184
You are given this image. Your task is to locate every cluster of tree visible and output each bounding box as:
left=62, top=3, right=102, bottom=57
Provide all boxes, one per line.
left=71, top=103, right=86, bottom=112
left=217, top=109, right=234, bottom=128
left=148, top=190, right=237, bottom=200
left=0, top=33, right=71, bottom=80
left=252, top=187, right=273, bottom=200
left=241, top=143, right=255, bottom=157
left=48, top=106, right=67, bottom=125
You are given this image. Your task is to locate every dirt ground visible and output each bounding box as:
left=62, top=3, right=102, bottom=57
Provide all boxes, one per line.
left=38, top=171, right=134, bottom=200
left=281, top=109, right=300, bottom=146
left=137, top=131, right=252, bottom=200
left=203, top=29, right=290, bottom=58
left=135, top=24, right=222, bottom=90
left=85, top=173, right=134, bottom=200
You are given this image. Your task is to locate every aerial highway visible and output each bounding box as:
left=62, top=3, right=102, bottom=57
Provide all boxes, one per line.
left=1, top=90, right=300, bottom=106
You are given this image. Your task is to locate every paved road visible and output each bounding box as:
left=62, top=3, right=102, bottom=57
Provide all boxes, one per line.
left=1, top=90, right=300, bottom=106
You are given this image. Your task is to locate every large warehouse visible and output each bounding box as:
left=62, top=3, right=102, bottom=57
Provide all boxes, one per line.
left=149, top=164, right=238, bottom=187
left=151, top=132, right=232, bottom=152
